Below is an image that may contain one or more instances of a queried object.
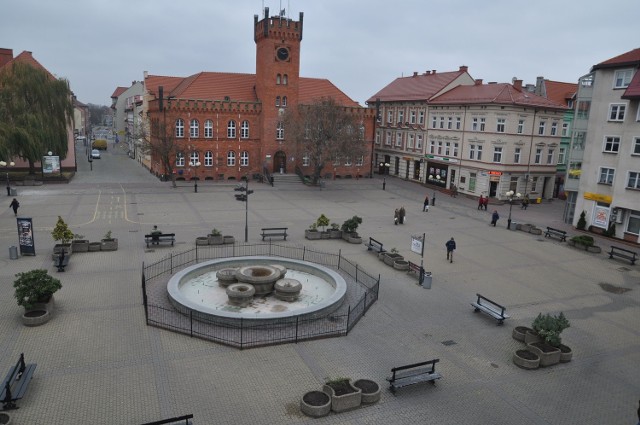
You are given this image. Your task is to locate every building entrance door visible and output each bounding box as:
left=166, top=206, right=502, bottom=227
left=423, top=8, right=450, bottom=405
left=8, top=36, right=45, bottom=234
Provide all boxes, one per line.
left=274, top=151, right=286, bottom=174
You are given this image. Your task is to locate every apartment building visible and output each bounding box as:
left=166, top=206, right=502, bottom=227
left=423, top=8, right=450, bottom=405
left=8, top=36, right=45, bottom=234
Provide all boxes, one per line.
left=568, top=48, right=640, bottom=242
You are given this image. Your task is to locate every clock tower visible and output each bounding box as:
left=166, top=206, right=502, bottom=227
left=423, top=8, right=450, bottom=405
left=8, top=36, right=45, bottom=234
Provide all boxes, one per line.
left=254, top=8, right=303, bottom=173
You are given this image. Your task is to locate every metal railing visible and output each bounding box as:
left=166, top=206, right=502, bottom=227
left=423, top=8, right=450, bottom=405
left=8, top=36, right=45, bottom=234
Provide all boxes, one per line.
left=142, top=242, right=379, bottom=349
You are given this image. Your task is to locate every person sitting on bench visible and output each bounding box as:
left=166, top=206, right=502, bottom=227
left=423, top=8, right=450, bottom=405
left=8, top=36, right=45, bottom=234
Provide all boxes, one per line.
left=150, top=225, right=162, bottom=245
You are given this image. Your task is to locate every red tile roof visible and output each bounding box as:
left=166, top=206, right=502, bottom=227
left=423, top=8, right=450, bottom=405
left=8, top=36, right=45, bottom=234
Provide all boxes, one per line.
left=367, top=69, right=470, bottom=103
left=622, top=70, right=640, bottom=99
left=111, top=86, right=128, bottom=99
left=592, top=48, right=640, bottom=70
left=430, top=82, right=567, bottom=109
left=0, top=50, right=56, bottom=80
left=145, top=72, right=359, bottom=107
left=543, top=80, right=577, bottom=107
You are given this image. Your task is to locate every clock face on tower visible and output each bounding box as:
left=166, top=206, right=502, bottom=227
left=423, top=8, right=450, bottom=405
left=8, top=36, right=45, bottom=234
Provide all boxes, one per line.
left=276, top=47, right=289, bottom=61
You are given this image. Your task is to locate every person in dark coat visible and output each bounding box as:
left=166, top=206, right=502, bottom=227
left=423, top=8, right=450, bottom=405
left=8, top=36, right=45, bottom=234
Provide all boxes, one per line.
left=423, top=195, right=430, bottom=212
left=445, top=237, right=456, bottom=263
left=491, top=210, right=500, bottom=226
left=482, top=196, right=489, bottom=211
left=9, top=198, right=19, bottom=216
left=399, top=206, right=406, bottom=224
left=478, top=195, right=484, bottom=210
left=394, top=209, right=399, bottom=225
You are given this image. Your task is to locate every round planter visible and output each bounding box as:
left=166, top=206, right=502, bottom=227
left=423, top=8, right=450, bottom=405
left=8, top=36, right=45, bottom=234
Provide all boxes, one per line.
left=270, top=264, right=287, bottom=279
left=383, top=254, right=403, bottom=267
left=235, top=265, right=280, bottom=295
left=512, top=326, right=533, bottom=342
left=512, top=349, right=540, bottom=369
left=195, top=237, right=209, bottom=246
left=559, top=344, right=573, bottom=363
left=216, top=268, right=238, bottom=287
left=274, top=278, right=302, bottom=302
left=300, top=390, right=331, bottom=418
left=323, top=380, right=362, bottom=413
left=353, top=379, right=381, bottom=404
left=88, top=242, right=102, bottom=252
left=225, top=283, right=255, bottom=307
left=524, top=330, right=542, bottom=345
left=0, top=412, right=12, bottom=425
left=530, top=228, right=542, bottom=235
left=527, top=342, right=561, bottom=367
left=377, top=252, right=386, bottom=261
left=22, top=309, right=51, bottom=327
left=348, top=236, right=362, bottom=244
left=393, top=260, right=410, bottom=271
left=223, top=235, right=235, bottom=244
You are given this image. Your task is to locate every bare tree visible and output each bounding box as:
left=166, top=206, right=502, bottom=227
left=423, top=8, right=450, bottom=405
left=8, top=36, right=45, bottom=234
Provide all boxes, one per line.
left=135, top=115, right=179, bottom=188
left=284, top=97, right=367, bottom=184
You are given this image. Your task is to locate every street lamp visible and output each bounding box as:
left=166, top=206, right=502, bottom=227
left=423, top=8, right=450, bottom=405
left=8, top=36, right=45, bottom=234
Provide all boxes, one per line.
left=234, top=177, right=254, bottom=242
left=505, top=190, right=522, bottom=230
left=0, top=160, right=15, bottom=196
left=190, top=161, right=201, bottom=192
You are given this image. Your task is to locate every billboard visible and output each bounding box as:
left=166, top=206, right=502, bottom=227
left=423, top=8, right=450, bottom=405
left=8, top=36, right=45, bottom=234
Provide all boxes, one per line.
left=17, top=217, right=36, bottom=255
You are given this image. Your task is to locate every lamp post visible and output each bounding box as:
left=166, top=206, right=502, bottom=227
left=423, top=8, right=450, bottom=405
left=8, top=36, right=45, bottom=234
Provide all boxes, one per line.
left=505, top=190, right=522, bottom=230
left=190, top=161, right=201, bottom=192
left=234, top=177, right=254, bottom=242
left=0, top=161, right=15, bottom=196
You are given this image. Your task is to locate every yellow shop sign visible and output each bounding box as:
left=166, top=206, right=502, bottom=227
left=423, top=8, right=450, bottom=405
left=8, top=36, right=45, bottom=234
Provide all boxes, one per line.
left=583, top=192, right=612, bottom=203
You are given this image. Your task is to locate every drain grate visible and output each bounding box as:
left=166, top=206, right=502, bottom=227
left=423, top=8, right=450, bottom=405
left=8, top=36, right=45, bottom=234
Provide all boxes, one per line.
left=441, top=340, right=457, bottom=346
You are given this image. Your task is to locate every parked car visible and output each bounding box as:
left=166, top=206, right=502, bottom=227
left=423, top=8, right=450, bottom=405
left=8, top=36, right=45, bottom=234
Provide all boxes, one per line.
left=91, top=149, right=101, bottom=159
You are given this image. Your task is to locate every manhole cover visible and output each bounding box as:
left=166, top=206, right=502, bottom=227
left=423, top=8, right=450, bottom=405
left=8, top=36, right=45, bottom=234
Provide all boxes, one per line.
left=598, top=282, right=631, bottom=294
left=441, top=340, right=456, bottom=346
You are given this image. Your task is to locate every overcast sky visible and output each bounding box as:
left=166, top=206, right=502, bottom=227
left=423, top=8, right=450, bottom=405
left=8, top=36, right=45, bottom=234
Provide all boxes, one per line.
left=2, top=0, right=638, bottom=107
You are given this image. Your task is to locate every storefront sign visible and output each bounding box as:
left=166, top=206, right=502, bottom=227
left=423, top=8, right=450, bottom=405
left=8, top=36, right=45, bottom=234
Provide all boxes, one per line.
left=592, top=205, right=610, bottom=229
left=42, top=155, right=60, bottom=174
left=583, top=192, right=612, bottom=204
left=424, top=155, right=458, bottom=164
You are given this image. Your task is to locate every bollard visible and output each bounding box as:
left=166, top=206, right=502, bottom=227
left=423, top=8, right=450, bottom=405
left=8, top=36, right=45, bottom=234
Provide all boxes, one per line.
left=9, top=245, right=18, bottom=260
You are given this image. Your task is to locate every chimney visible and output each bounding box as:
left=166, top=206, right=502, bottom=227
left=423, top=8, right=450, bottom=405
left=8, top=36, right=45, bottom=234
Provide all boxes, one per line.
left=0, top=48, right=14, bottom=68
left=424, top=70, right=431, bottom=75
left=431, top=69, right=436, bottom=74
left=475, top=79, right=483, bottom=86
left=413, top=72, right=418, bottom=77
left=459, top=65, right=468, bottom=72
left=513, top=79, right=523, bottom=91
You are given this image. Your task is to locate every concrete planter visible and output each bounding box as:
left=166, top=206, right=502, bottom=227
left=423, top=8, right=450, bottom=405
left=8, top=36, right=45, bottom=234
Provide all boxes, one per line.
left=196, top=237, right=209, bottom=246
left=512, top=326, right=534, bottom=342
left=305, top=230, right=321, bottom=240
left=223, top=235, right=235, bottom=244
left=100, top=238, right=118, bottom=251
left=274, top=278, right=302, bottom=302
left=383, top=253, right=403, bottom=266
left=512, top=349, right=540, bottom=369
left=320, top=231, right=331, bottom=239
left=300, top=390, right=331, bottom=418
left=527, top=342, right=561, bottom=367
left=208, top=234, right=223, bottom=245
left=72, top=240, right=90, bottom=252
left=323, top=380, right=362, bottom=413
left=393, top=260, right=410, bottom=271
left=353, top=379, right=381, bottom=404
left=225, top=283, right=255, bottom=307
left=52, top=244, right=72, bottom=260
left=529, top=227, right=542, bottom=235
left=329, top=230, right=342, bottom=239
left=88, top=242, right=102, bottom=252
left=0, top=411, right=12, bottom=424
left=559, top=344, right=573, bottom=363
left=347, top=235, right=362, bottom=244
left=524, top=330, right=542, bottom=345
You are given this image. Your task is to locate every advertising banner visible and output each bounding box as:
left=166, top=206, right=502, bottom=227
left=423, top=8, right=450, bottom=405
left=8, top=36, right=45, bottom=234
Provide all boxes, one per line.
left=42, top=155, right=60, bottom=174
left=17, top=217, right=36, bottom=255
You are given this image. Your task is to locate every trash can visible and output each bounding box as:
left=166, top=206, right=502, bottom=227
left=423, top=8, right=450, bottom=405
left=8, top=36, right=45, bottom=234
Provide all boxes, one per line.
left=510, top=222, right=519, bottom=231
left=9, top=246, right=18, bottom=260
left=421, top=272, right=432, bottom=289
left=10, top=187, right=17, bottom=196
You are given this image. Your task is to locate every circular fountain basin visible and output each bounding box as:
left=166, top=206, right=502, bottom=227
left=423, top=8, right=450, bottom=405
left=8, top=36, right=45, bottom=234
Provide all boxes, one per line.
left=167, top=256, right=347, bottom=324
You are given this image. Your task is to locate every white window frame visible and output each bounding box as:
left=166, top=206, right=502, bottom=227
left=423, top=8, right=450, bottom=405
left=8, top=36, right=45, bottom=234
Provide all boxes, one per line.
left=608, top=103, right=626, bottom=122
left=431, top=115, right=437, bottom=129
left=447, top=117, right=453, bottom=129
left=387, top=110, right=393, bottom=123
left=477, top=145, right=482, bottom=160
left=627, top=171, right=640, bottom=189
left=395, top=132, right=402, bottom=147
left=453, top=143, right=459, bottom=157
left=558, top=147, right=566, bottom=165
left=190, top=119, right=199, bottom=138
left=614, top=69, right=633, bottom=88
left=175, top=119, right=184, bottom=138
left=375, top=130, right=381, bottom=145
left=204, top=151, right=213, bottom=166
left=282, top=96, right=287, bottom=107
left=344, top=157, right=352, bottom=166
left=204, top=120, right=213, bottom=138
left=276, top=122, right=284, bottom=140
left=419, top=111, right=425, bottom=124
left=227, top=120, right=236, bottom=138
left=480, top=118, right=485, bottom=131
left=493, top=146, right=503, bottom=163
left=240, top=151, right=249, bottom=166
left=408, top=133, right=415, bottom=148
left=302, top=153, right=310, bottom=167
left=439, top=117, right=445, bottom=129
left=241, top=120, right=249, bottom=139
left=429, top=140, right=435, bottom=154
left=227, top=151, right=236, bottom=166
left=397, top=110, right=404, bottom=124
left=538, top=121, right=546, bottom=135
left=496, top=118, right=505, bottom=133
left=598, top=167, right=615, bottom=185
left=356, top=156, right=364, bottom=167
left=550, top=122, right=558, bottom=136
left=514, top=147, right=521, bottom=164
left=472, top=118, right=478, bottom=131
left=385, top=131, right=392, bottom=146
left=410, top=110, right=416, bottom=124
left=189, top=152, right=199, bottom=166
left=517, top=119, right=524, bottom=134
left=561, top=122, right=569, bottom=137
left=469, top=144, right=476, bottom=160
left=175, top=152, right=185, bottom=167
left=534, top=148, right=542, bottom=164
left=546, top=148, right=554, bottom=164
left=633, top=137, right=640, bottom=155
left=416, top=134, right=423, bottom=149
left=603, top=135, right=621, bottom=153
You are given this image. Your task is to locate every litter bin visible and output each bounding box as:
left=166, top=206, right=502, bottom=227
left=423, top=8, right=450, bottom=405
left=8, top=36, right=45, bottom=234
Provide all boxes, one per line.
left=10, top=187, right=17, bottom=196
left=9, top=246, right=18, bottom=260
left=510, top=222, right=519, bottom=231
left=421, top=272, right=432, bottom=289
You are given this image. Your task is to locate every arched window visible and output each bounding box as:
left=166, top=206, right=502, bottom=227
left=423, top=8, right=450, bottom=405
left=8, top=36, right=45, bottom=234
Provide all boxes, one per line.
left=282, top=96, right=287, bottom=107
left=276, top=122, right=284, bottom=140
left=283, top=74, right=288, bottom=85
left=227, top=151, right=236, bottom=166
left=204, top=120, right=213, bottom=138
left=240, top=151, right=249, bottom=166
left=276, top=96, right=281, bottom=107
left=189, top=119, right=199, bottom=138
left=175, top=119, right=184, bottom=138
left=276, top=74, right=281, bottom=85
left=189, top=151, right=199, bottom=165
left=241, top=121, right=249, bottom=139
left=302, top=153, right=310, bottom=166
left=227, top=120, right=236, bottom=138
left=175, top=152, right=185, bottom=167
left=204, top=151, right=213, bottom=166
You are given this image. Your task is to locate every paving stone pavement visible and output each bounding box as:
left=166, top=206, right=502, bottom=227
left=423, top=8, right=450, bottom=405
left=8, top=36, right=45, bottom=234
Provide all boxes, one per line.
left=0, top=146, right=638, bottom=424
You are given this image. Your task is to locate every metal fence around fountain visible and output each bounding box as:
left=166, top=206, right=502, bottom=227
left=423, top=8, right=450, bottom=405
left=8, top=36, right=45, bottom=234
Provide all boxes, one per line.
left=141, top=241, right=380, bottom=349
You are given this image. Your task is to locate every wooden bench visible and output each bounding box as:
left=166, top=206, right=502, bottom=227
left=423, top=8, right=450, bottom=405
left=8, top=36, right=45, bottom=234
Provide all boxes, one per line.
left=608, top=245, right=637, bottom=265
left=386, top=359, right=442, bottom=395
left=366, top=237, right=385, bottom=253
left=544, top=227, right=567, bottom=242
left=470, top=293, right=509, bottom=325
left=54, top=253, right=70, bottom=272
left=261, top=227, right=288, bottom=241
left=145, top=233, right=175, bottom=248
left=1, top=353, right=37, bottom=410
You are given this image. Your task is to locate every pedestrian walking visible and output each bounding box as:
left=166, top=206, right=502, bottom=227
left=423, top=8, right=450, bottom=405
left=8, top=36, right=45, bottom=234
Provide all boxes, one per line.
left=423, top=195, right=430, bottom=212
left=450, top=184, right=458, bottom=197
left=478, top=195, right=484, bottom=210
left=394, top=208, right=399, bottom=225
left=521, top=194, right=530, bottom=210
left=9, top=198, right=19, bottom=216
left=445, top=237, right=456, bottom=263
left=399, top=206, right=406, bottom=224
left=482, top=196, right=489, bottom=211
left=491, top=210, right=500, bottom=226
